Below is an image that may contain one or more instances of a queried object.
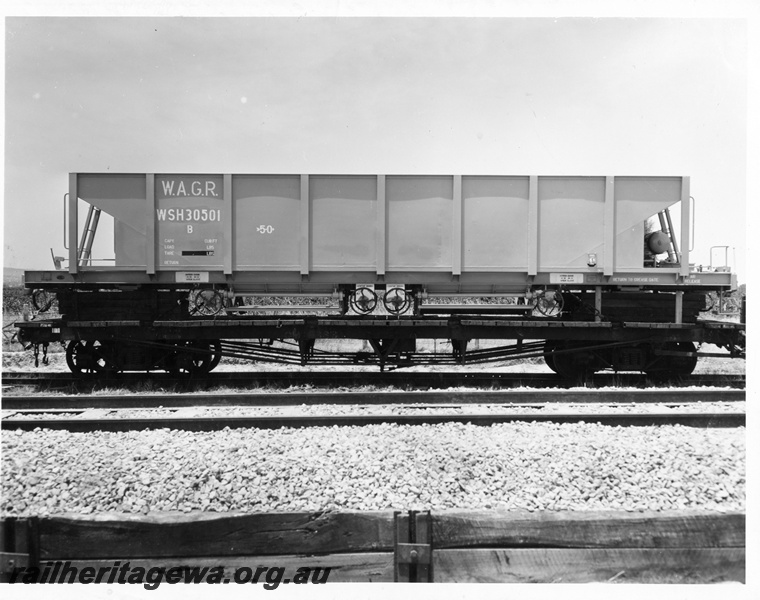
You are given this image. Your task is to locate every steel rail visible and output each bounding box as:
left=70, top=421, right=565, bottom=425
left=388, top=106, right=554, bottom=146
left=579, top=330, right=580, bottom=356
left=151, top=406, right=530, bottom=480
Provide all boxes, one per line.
left=0, top=389, right=745, bottom=411
left=0, top=410, right=744, bottom=432
left=0, top=371, right=746, bottom=390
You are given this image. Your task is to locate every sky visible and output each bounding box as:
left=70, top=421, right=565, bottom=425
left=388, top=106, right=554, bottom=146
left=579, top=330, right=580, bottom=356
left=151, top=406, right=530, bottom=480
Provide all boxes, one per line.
left=1, top=2, right=756, bottom=284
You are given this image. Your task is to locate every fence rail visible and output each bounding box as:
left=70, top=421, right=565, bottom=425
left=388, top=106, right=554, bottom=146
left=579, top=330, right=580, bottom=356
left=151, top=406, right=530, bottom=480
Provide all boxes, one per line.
left=1, top=510, right=744, bottom=584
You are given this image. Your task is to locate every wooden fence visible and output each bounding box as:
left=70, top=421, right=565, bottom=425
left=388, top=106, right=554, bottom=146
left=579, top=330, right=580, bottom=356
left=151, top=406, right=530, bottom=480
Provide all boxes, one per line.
left=1, top=510, right=744, bottom=584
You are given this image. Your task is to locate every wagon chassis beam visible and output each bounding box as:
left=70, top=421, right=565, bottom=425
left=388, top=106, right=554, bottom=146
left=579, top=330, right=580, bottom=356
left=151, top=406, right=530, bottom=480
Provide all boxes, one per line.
left=53, top=335, right=667, bottom=374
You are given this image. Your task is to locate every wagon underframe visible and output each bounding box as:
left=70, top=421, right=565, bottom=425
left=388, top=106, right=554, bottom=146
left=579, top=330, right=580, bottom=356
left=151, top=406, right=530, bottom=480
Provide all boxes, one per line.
left=16, top=316, right=744, bottom=378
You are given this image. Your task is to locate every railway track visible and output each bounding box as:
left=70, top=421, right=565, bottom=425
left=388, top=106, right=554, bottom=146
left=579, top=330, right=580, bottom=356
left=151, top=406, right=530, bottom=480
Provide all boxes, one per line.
left=0, top=370, right=746, bottom=390
left=2, top=389, right=745, bottom=431
left=1, top=388, right=745, bottom=410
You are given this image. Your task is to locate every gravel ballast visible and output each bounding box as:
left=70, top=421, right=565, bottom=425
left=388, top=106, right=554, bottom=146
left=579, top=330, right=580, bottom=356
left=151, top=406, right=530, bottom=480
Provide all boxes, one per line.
left=1, top=422, right=745, bottom=515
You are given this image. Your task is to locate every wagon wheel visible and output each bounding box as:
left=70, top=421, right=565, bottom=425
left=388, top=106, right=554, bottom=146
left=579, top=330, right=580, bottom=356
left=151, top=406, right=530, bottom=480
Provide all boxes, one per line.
left=534, top=290, right=564, bottom=317
left=192, top=289, right=224, bottom=316
left=550, top=341, right=602, bottom=381
left=65, top=340, right=118, bottom=375
left=644, top=342, right=698, bottom=379
left=349, top=288, right=378, bottom=315
left=165, top=341, right=221, bottom=375
left=543, top=341, right=559, bottom=373
left=383, top=288, right=412, bottom=315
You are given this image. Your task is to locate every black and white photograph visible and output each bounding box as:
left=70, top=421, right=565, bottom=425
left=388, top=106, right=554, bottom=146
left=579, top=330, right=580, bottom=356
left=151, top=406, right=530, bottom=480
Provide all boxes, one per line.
left=1, top=1, right=755, bottom=598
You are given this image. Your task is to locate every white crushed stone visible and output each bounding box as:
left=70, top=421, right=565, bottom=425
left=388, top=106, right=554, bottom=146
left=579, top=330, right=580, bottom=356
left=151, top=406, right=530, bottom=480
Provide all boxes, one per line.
left=1, top=422, right=745, bottom=515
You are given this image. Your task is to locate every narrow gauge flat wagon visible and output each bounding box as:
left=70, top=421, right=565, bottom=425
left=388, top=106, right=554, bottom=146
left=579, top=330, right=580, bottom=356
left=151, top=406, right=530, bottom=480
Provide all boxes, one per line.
left=17, top=173, right=745, bottom=378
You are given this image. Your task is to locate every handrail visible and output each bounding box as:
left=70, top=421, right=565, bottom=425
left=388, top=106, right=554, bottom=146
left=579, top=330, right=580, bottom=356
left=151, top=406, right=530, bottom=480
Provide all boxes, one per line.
left=63, top=193, right=69, bottom=250
left=710, top=246, right=730, bottom=269
left=690, top=196, right=695, bottom=252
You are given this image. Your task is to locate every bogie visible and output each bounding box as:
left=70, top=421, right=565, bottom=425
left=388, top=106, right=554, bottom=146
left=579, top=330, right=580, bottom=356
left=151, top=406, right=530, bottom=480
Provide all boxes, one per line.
left=64, top=339, right=222, bottom=376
